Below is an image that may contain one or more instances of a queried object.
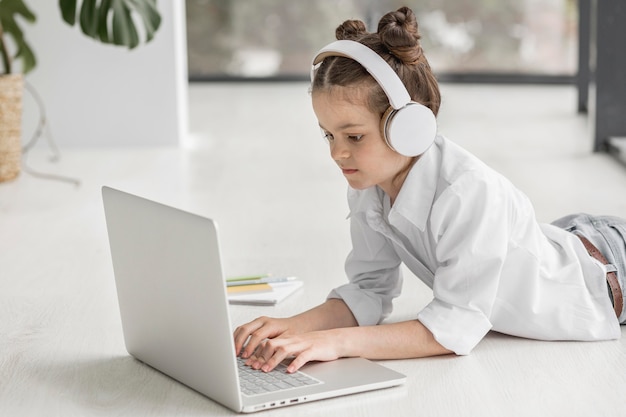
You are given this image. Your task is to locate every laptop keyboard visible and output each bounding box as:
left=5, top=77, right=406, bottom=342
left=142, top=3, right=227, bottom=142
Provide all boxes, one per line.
left=237, top=357, right=322, bottom=396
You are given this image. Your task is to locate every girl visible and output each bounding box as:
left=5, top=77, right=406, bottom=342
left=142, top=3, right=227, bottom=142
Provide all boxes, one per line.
left=233, top=6, right=624, bottom=374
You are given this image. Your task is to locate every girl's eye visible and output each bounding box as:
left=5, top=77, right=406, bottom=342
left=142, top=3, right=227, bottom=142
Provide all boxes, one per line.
left=319, top=130, right=362, bottom=143
left=321, top=130, right=334, bottom=142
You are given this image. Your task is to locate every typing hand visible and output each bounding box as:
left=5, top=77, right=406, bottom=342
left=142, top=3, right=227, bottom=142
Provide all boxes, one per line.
left=233, top=316, right=293, bottom=360
left=244, top=330, right=342, bottom=374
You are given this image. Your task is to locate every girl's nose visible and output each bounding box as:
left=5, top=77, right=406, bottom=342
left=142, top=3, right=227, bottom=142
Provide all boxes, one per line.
left=330, top=140, right=349, bottom=161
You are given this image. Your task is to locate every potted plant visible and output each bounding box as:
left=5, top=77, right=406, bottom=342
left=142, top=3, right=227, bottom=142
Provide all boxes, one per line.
left=0, top=0, right=161, bottom=182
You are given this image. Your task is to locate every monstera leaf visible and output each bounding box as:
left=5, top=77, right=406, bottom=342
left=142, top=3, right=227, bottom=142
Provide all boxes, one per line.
left=0, top=0, right=161, bottom=74
left=59, top=0, right=161, bottom=49
left=0, top=0, right=36, bottom=74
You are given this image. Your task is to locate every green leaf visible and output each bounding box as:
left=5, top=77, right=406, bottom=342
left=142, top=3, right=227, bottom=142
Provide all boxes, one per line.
left=112, top=0, right=138, bottom=48
left=59, top=0, right=76, bottom=25
left=97, top=0, right=112, bottom=43
left=0, top=0, right=36, bottom=22
left=0, top=0, right=37, bottom=74
left=60, top=0, right=161, bottom=49
left=79, top=0, right=98, bottom=39
left=126, top=0, right=160, bottom=42
left=15, top=37, right=35, bottom=73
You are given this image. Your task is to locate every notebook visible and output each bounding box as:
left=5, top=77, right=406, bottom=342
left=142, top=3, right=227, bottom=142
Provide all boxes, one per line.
left=228, top=280, right=304, bottom=305
left=101, top=186, right=406, bottom=413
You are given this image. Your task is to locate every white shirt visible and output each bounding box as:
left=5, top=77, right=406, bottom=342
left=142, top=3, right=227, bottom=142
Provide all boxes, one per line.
left=328, top=135, right=620, bottom=355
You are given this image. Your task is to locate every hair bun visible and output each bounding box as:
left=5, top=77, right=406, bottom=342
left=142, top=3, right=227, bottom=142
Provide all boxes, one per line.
left=377, top=7, right=422, bottom=65
left=335, top=19, right=369, bottom=40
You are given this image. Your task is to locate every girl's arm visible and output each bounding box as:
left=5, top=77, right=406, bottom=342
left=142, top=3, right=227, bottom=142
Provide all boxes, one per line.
left=236, top=299, right=452, bottom=373
left=335, top=320, right=452, bottom=362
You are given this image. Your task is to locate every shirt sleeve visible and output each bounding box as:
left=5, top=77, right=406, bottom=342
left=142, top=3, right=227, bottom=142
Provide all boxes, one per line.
left=416, top=172, right=515, bottom=355
left=328, top=211, right=403, bottom=326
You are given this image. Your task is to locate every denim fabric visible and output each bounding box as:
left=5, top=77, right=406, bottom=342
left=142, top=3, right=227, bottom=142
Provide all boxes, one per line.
left=551, top=213, right=626, bottom=324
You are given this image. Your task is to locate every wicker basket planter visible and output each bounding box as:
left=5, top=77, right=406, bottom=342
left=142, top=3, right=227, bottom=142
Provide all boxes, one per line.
left=0, top=74, right=23, bottom=182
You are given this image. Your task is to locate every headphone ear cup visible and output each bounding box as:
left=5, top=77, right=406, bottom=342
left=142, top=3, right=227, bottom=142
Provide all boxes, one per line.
left=383, top=102, right=437, bottom=157
left=380, top=106, right=396, bottom=150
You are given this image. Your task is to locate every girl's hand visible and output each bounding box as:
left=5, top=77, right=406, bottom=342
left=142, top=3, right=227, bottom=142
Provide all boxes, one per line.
left=233, top=316, right=295, bottom=360
left=245, top=330, right=343, bottom=373
left=233, top=300, right=359, bottom=371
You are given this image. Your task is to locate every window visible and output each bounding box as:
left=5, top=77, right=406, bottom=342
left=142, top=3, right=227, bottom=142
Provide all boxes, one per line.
left=186, top=0, right=578, bottom=80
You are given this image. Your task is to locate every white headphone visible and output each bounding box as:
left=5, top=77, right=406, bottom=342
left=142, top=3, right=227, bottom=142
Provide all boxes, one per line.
left=311, top=40, right=437, bottom=157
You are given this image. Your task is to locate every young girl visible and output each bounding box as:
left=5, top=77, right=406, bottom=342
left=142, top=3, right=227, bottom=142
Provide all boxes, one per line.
left=233, top=6, right=625, bottom=374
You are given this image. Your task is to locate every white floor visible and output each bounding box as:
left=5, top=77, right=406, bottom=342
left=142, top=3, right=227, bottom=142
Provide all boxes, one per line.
left=187, top=82, right=626, bottom=220
left=1, top=83, right=625, bottom=416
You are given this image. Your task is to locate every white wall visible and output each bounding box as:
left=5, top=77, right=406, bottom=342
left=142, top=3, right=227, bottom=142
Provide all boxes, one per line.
left=21, top=1, right=188, bottom=148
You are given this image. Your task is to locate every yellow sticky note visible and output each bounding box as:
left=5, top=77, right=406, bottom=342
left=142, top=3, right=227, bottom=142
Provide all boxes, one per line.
left=226, top=283, right=272, bottom=294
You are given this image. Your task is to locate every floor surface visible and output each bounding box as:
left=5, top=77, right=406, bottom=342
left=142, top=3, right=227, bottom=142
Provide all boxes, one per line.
left=1, top=83, right=625, bottom=416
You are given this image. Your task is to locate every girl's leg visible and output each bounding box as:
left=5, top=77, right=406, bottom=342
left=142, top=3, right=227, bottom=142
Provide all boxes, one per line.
left=552, top=213, right=626, bottom=324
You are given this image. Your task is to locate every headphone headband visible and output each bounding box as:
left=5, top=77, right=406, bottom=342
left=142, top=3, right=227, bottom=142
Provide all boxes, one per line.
left=310, top=40, right=411, bottom=110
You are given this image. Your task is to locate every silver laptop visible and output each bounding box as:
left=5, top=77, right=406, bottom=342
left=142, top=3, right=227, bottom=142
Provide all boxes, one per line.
left=101, top=186, right=406, bottom=413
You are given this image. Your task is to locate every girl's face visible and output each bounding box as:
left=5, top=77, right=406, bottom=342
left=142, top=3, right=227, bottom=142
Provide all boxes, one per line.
left=312, top=89, right=413, bottom=201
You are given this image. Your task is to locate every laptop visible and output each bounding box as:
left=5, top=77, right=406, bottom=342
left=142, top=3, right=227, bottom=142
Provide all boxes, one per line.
left=101, top=186, right=406, bottom=413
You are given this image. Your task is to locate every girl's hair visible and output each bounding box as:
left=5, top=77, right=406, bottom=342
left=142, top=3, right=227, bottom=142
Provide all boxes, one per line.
left=312, top=6, right=441, bottom=118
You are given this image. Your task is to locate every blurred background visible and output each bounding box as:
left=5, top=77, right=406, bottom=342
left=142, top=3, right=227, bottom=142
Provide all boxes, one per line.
left=186, top=0, right=577, bottom=80
left=18, top=0, right=626, bottom=155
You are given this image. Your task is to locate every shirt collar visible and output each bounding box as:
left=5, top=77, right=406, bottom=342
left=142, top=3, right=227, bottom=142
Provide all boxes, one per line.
left=348, top=135, right=442, bottom=231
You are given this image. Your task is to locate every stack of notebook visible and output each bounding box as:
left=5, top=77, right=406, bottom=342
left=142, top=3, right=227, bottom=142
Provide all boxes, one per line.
left=226, top=275, right=303, bottom=305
